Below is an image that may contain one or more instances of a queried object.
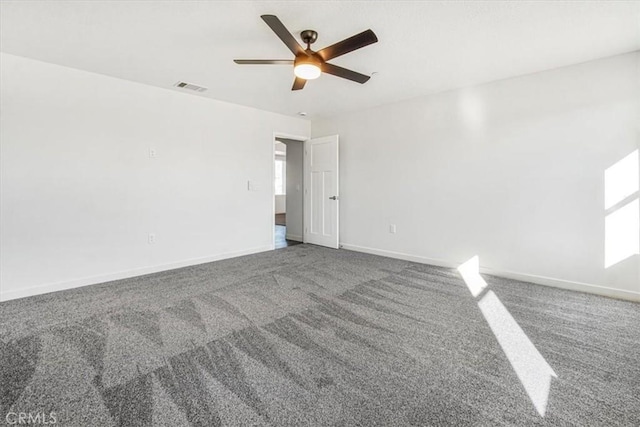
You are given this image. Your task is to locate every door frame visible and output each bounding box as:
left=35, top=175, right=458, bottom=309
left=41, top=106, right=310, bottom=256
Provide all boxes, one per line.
left=271, top=132, right=308, bottom=250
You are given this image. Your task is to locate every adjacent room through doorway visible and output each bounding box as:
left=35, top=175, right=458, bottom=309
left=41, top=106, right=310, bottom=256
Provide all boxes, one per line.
left=274, top=137, right=304, bottom=249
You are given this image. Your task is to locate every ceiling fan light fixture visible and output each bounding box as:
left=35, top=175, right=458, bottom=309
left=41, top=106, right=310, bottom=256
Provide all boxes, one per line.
left=234, top=15, right=378, bottom=90
left=294, top=62, right=321, bottom=80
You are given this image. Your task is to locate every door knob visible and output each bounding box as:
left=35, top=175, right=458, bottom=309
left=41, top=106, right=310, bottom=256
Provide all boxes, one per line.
left=329, top=196, right=339, bottom=200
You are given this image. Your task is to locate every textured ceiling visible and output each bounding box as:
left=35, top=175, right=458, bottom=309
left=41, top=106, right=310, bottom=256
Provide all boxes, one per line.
left=1, top=1, right=639, bottom=119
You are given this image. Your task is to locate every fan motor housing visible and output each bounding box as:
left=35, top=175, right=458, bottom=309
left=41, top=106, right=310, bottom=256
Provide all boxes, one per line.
left=295, top=52, right=322, bottom=68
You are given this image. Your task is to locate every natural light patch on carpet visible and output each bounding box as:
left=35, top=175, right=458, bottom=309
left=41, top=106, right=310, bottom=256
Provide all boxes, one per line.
left=456, top=256, right=487, bottom=297
left=458, top=256, right=557, bottom=417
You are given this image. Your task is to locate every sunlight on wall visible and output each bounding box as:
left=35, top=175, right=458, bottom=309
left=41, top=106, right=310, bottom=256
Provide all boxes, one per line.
left=605, top=199, right=640, bottom=268
left=604, top=150, right=639, bottom=268
left=458, top=256, right=557, bottom=417
left=604, top=150, right=639, bottom=210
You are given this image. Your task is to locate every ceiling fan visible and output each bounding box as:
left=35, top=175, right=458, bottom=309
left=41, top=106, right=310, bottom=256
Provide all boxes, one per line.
left=234, top=15, right=378, bottom=91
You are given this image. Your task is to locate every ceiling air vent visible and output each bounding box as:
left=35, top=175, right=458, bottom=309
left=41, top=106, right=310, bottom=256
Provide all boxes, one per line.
left=173, top=81, right=208, bottom=92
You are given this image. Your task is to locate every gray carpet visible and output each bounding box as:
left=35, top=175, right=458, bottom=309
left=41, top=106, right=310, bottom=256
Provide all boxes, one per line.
left=1, top=245, right=638, bottom=426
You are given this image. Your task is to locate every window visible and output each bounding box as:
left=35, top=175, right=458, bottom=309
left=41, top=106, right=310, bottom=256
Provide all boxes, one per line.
left=275, top=159, right=286, bottom=195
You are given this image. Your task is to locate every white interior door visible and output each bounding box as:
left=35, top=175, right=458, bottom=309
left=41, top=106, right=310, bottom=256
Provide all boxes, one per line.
left=304, top=135, right=339, bottom=248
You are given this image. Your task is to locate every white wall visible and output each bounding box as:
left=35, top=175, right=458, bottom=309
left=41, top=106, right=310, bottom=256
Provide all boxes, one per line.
left=313, top=52, right=640, bottom=301
left=281, top=139, right=304, bottom=241
left=3, top=52, right=638, bottom=302
left=0, top=53, right=310, bottom=301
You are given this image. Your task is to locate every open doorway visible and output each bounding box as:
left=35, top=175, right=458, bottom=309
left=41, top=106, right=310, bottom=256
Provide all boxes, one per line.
left=274, top=136, right=304, bottom=249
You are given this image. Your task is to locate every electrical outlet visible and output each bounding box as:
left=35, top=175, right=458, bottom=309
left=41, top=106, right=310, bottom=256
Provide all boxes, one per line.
left=389, top=224, right=397, bottom=234
left=149, top=148, right=157, bottom=158
left=148, top=233, right=156, bottom=244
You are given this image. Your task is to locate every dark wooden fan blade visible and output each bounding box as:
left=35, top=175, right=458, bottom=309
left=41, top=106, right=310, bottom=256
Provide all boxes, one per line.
left=292, top=77, right=307, bottom=91
left=234, top=59, right=294, bottom=65
left=321, top=63, right=370, bottom=84
left=316, top=29, right=378, bottom=61
left=261, top=15, right=306, bottom=56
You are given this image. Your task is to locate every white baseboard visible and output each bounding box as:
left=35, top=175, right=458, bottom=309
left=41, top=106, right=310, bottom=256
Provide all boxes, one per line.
left=4, top=243, right=637, bottom=303
left=341, top=244, right=455, bottom=269
left=0, top=245, right=272, bottom=302
left=340, top=243, right=640, bottom=302
left=285, top=234, right=303, bottom=242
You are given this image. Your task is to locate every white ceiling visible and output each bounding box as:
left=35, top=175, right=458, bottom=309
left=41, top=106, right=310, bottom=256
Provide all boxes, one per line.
left=1, top=1, right=639, bottom=119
